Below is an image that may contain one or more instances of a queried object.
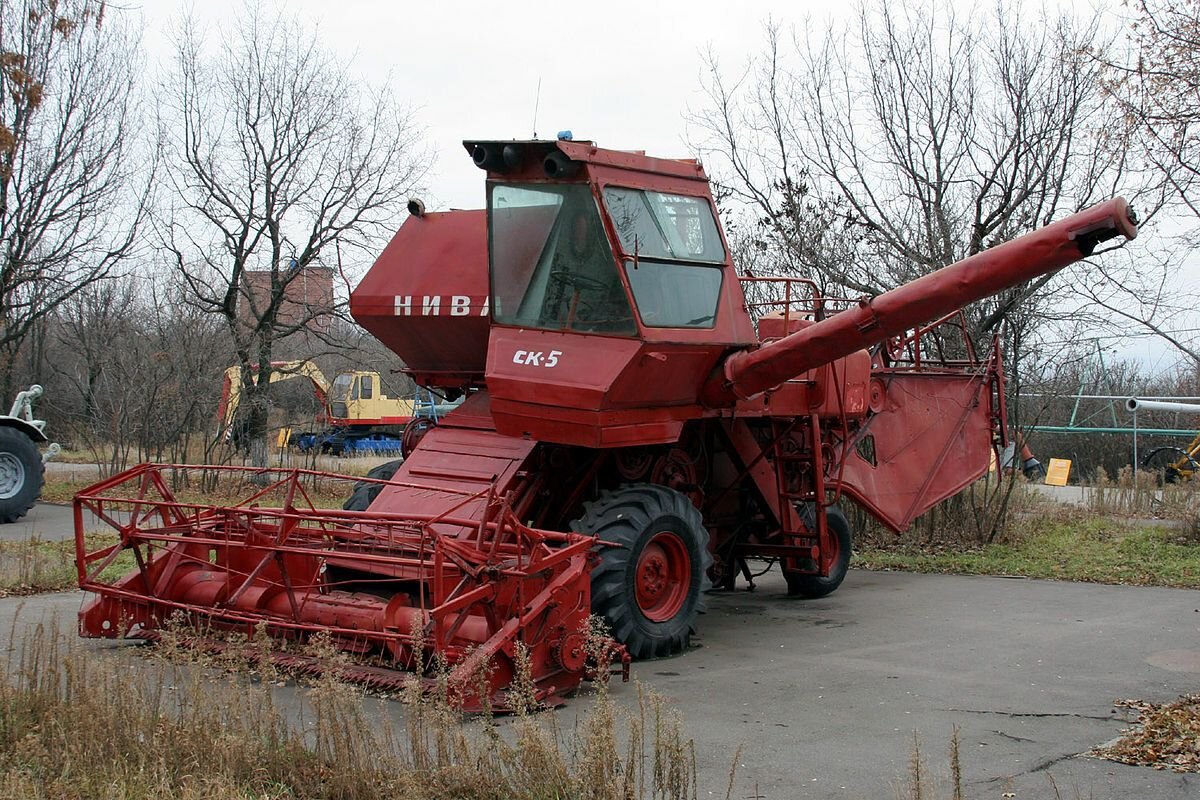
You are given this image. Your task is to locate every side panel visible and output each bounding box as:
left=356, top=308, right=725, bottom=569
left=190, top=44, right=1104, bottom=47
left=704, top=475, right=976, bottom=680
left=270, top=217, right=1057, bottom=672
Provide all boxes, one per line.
left=364, top=393, right=537, bottom=539
left=350, top=210, right=491, bottom=386
left=835, top=371, right=996, bottom=532
left=485, top=328, right=711, bottom=447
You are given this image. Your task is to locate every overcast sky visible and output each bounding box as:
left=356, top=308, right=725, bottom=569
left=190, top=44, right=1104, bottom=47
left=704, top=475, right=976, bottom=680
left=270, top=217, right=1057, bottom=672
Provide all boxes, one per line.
left=139, top=0, right=844, bottom=209
left=133, top=0, right=1190, bottom=373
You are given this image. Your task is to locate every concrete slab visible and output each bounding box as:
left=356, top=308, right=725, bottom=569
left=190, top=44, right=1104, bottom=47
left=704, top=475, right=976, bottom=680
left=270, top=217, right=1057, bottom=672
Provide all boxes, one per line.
left=1026, top=482, right=1093, bottom=507
left=5, top=568, right=1198, bottom=798
left=628, top=569, right=1200, bottom=798
left=0, top=502, right=78, bottom=542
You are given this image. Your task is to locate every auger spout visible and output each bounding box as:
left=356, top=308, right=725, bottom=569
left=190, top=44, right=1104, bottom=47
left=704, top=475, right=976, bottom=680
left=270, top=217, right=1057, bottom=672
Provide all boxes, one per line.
left=702, top=197, right=1139, bottom=407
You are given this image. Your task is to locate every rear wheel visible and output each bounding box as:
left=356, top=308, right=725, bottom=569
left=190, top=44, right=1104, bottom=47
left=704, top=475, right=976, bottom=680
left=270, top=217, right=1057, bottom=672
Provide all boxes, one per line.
left=784, top=505, right=852, bottom=599
left=0, top=427, right=43, bottom=524
left=342, top=459, right=404, bottom=512
left=1142, top=447, right=1196, bottom=484
left=573, top=484, right=711, bottom=659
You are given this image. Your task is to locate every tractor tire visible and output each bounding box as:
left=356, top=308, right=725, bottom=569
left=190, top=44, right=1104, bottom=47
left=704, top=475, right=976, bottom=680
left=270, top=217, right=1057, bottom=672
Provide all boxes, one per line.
left=573, top=484, right=712, bottom=659
left=342, top=459, right=404, bottom=512
left=785, top=505, right=852, bottom=599
left=0, top=427, right=43, bottom=524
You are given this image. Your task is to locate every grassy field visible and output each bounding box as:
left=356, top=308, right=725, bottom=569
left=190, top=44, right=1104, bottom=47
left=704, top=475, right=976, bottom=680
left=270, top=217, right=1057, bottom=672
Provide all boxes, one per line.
left=41, top=476, right=101, bottom=505
left=849, top=474, right=1200, bottom=588
left=855, top=514, right=1200, bottom=588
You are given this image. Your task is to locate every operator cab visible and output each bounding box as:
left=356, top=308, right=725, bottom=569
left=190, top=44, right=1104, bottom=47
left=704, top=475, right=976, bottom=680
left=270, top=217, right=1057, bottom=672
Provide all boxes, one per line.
left=327, top=372, right=373, bottom=419
left=468, top=139, right=756, bottom=448
left=490, top=183, right=727, bottom=336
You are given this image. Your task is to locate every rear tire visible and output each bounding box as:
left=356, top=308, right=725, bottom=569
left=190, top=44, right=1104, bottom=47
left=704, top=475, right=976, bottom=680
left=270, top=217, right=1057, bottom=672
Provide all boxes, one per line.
left=342, top=459, right=404, bottom=512
left=0, top=427, right=43, bottom=524
left=573, top=484, right=711, bottom=659
left=784, top=505, right=852, bottom=599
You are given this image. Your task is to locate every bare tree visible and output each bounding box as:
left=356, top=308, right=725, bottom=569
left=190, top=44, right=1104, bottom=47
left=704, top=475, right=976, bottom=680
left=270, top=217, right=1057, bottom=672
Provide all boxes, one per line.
left=1110, top=2, right=1200, bottom=220
left=1089, top=0, right=1200, bottom=369
left=689, top=1, right=1155, bottom=350
left=690, top=0, right=1167, bottom=536
left=45, top=276, right=228, bottom=475
left=160, top=3, right=428, bottom=468
left=0, top=0, right=150, bottom=397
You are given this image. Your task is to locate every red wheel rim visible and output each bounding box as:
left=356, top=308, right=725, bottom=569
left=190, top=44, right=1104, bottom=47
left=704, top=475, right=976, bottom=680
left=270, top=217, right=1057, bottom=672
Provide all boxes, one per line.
left=635, top=531, right=691, bottom=622
left=820, top=527, right=840, bottom=573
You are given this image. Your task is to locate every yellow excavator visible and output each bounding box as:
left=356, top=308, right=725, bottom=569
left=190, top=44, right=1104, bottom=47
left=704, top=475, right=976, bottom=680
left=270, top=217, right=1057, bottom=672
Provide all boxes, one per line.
left=218, top=360, right=415, bottom=454
left=1141, top=431, right=1200, bottom=483
left=1128, top=397, right=1200, bottom=483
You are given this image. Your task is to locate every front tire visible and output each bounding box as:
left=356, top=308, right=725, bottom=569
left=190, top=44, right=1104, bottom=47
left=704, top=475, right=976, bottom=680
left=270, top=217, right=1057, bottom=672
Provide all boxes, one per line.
left=573, top=484, right=711, bottom=659
left=785, top=505, right=852, bottom=599
left=0, top=427, right=43, bottom=524
left=342, top=459, right=404, bottom=512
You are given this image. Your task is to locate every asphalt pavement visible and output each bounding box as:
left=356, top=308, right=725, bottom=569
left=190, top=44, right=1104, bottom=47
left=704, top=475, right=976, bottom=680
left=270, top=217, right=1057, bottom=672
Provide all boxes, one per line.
left=0, top=501, right=78, bottom=542
left=627, top=569, right=1200, bottom=798
left=1, top=505, right=1197, bottom=798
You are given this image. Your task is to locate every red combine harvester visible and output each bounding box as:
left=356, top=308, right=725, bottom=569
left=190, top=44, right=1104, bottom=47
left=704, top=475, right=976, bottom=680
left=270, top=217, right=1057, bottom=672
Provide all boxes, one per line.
left=75, top=138, right=1138, bottom=707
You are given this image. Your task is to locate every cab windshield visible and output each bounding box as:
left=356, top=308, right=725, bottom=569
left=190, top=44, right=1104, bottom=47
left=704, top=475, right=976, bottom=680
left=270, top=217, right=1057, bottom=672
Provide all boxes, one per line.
left=489, top=184, right=636, bottom=334
left=329, top=373, right=353, bottom=401
left=603, top=187, right=725, bottom=328
left=604, top=187, right=726, bottom=263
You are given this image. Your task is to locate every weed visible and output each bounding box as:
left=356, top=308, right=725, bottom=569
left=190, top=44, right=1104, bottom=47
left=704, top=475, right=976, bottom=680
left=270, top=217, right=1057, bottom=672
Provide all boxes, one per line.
left=1088, top=466, right=1200, bottom=520
left=0, top=614, right=705, bottom=800
left=0, top=533, right=130, bottom=597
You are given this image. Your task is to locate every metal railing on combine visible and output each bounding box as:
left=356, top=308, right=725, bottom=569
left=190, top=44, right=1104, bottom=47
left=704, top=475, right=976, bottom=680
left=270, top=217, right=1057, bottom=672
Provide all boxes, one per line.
left=738, top=275, right=982, bottom=370
left=74, top=463, right=626, bottom=708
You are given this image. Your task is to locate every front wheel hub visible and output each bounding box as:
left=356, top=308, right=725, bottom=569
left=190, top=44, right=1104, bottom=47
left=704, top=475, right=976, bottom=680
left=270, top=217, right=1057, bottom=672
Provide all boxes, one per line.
left=635, top=531, right=691, bottom=622
left=0, top=453, right=26, bottom=500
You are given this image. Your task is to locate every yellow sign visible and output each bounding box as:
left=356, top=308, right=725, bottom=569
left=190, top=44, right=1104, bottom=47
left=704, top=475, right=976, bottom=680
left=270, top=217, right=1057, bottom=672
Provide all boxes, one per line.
left=276, top=427, right=292, bottom=450
left=1044, top=457, right=1071, bottom=486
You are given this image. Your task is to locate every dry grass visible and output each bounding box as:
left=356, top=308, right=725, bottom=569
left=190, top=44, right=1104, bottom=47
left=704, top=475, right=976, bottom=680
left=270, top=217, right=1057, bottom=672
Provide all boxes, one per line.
left=851, top=478, right=1053, bottom=552
left=897, top=728, right=1085, bottom=800
left=39, top=478, right=98, bottom=504
left=1088, top=466, right=1200, bottom=526
left=43, top=458, right=396, bottom=507
left=896, top=729, right=967, bottom=800
left=0, top=534, right=130, bottom=597
left=45, top=469, right=358, bottom=509
left=0, top=618, right=703, bottom=800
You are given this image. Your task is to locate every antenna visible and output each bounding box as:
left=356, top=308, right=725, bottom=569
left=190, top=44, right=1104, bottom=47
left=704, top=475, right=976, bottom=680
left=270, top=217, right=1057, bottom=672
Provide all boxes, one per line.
left=532, top=76, right=542, bottom=139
